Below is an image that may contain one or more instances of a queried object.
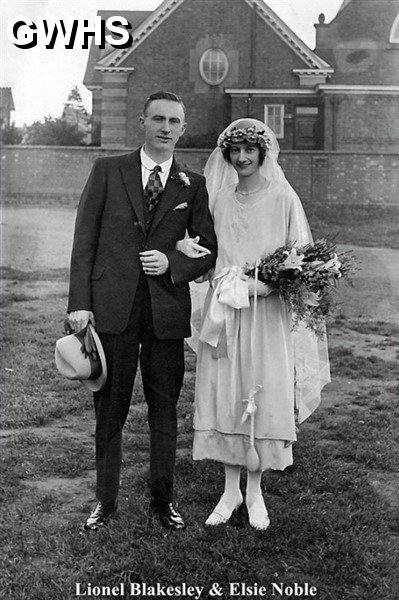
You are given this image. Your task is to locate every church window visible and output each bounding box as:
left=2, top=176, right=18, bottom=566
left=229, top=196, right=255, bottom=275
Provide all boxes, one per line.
left=264, top=104, right=285, bottom=139
left=389, top=14, right=399, bottom=43
left=199, top=48, right=229, bottom=85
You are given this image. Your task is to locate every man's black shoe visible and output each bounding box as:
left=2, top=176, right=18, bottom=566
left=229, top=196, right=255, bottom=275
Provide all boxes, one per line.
left=149, top=501, right=186, bottom=530
left=83, top=501, right=118, bottom=531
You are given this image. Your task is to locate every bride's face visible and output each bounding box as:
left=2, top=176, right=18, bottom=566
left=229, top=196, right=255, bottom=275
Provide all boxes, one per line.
left=229, top=143, right=260, bottom=177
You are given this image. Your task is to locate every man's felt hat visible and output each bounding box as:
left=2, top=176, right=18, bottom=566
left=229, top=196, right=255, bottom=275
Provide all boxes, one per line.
left=55, top=324, right=107, bottom=392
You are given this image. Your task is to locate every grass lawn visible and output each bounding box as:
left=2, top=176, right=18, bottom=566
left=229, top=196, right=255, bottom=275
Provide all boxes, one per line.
left=1, top=262, right=398, bottom=600
left=307, top=204, right=399, bottom=250
left=2, top=189, right=399, bottom=600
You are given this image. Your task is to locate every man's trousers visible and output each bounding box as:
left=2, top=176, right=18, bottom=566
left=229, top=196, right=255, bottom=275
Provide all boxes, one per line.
left=93, top=276, right=185, bottom=506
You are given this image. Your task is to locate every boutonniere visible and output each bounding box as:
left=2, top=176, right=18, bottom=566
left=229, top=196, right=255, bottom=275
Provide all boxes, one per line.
left=172, top=171, right=190, bottom=187
left=178, top=172, right=190, bottom=186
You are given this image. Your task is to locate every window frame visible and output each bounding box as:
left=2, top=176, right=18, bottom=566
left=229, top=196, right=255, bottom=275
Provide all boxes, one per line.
left=264, top=104, right=285, bottom=139
left=199, top=48, right=229, bottom=86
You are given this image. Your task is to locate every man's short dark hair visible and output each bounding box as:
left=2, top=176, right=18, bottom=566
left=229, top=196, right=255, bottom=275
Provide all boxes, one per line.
left=143, top=91, right=186, bottom=116
left=222, top=144, right=266, bottom=166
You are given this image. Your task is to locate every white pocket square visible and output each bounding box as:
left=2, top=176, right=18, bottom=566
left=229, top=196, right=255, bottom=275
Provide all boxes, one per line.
left=174, top=202, right=188, bottom=210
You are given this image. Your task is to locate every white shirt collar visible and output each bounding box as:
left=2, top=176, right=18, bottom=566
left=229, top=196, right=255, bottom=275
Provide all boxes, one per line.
left=140, top=146, right=173, bottom=173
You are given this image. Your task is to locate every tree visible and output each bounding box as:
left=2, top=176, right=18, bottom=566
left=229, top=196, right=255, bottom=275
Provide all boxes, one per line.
left=62, top=86, right=91, bottom=142
left=24, top=116, right=86, bottom=146
left=22, top=86, right=91, bottom=145
left=1, top=123, right=23, bottom=144
left=66, top=85, right=84, bottom=105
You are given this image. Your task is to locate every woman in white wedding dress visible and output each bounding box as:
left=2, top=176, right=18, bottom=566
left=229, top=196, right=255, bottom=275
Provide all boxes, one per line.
left=178, top=119, right=330, bottom=531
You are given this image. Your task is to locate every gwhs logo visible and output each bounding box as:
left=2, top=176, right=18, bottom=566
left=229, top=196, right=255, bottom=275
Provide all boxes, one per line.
left=7, top=16, right=134, bottom=49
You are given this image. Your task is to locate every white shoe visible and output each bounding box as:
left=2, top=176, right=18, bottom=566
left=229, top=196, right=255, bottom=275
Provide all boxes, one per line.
left=205, top=493, right=243, bottom=526
left=246, top=496, right=270, bottom=531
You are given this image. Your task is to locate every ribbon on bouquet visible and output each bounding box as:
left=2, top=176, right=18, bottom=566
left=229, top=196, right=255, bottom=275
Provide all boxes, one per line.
left=199, top=266, right=249, bottom=359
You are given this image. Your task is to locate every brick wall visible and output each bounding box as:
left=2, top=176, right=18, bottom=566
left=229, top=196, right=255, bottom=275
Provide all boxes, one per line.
left=323, top=93, right=399, bottom=152
left=336, top=94, right=399, bottom=152
left=2, top=146, right=398, bottom=208
left=1, top=146, right=210, bottom=203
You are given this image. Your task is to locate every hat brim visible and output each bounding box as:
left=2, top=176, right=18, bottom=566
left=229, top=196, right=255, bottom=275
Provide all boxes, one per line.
left=82, top=324, right=107, bottom=392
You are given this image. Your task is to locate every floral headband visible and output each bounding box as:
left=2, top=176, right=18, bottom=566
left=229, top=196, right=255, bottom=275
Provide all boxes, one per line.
left=218, top=126, right=273, bottom=151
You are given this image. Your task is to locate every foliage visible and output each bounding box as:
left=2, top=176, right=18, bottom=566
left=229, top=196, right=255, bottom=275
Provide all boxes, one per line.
left=66, top=85, right=83, bottom=105
left=23, top=116, right=87, bottom=146
left=1, top=123, right=23, bottom=144
left=22, top=86, right=90, bottom=146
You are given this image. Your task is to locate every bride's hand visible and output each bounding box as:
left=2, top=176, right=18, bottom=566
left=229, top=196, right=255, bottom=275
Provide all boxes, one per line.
left=175, top=236, right=211, bottom=258
left=241, top=275, right=274, bottom=297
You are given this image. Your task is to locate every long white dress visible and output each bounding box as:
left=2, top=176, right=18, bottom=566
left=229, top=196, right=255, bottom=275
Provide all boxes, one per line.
left=192, top=179, right=330, bottom=471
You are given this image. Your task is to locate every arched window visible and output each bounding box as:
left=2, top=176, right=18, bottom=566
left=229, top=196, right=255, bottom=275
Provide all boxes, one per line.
left=389, top=14, right=399, bottom=43
left=199, top=48, right=229, bottom=85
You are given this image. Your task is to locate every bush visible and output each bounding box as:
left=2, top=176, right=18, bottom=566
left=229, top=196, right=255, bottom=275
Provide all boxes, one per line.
left=24, top=116, right=87, bottom=146
left=1, top=123, right=23, bottom=145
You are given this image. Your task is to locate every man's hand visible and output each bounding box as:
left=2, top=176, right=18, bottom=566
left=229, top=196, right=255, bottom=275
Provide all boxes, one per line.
left=175, top=236, right=211, bottom=259
left=68, top=310, right=95, bottom=332
left=140, top=250, right=169, bottom=276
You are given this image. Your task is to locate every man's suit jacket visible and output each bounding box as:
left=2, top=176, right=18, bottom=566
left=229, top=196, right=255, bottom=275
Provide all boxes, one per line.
left=68, top=149, right=217, bottom=338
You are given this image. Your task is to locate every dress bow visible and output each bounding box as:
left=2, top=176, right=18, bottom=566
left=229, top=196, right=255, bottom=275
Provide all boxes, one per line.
left=199, top=266, right=249, bottom=357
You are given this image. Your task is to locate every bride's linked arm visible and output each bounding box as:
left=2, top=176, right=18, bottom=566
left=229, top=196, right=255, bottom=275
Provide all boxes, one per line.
left=175, top=236, right=210, bottom=258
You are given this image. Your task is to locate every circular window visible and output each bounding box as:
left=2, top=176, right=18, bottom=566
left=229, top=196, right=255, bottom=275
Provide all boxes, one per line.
left=199, top=48, right=229, bottom=85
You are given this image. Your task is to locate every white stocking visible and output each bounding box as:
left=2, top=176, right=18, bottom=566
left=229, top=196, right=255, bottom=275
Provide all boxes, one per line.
left=205, top=464, right=243, bottom=526
left=246, top=470, right=270, bottom=530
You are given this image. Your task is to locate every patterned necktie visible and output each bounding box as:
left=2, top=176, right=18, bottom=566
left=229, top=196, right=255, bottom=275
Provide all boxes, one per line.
left=145, top=165, right=164, bottom=213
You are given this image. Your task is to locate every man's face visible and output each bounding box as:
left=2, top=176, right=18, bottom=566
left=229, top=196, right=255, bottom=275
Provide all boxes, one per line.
left=139, top=99, right=186, bottom=156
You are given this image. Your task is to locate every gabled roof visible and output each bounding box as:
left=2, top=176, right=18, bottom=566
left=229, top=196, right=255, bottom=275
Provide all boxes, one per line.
left=97, top=0, right=185, bottom=69
left=244, top=0, right=331, bottom=69
left=0, top=87, right=15, bottom=110
left=97, top=0, right=331, bottom=71
left=84, top=10, right=151, bottom=86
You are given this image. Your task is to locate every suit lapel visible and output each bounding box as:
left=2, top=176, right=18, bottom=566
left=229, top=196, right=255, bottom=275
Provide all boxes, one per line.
left=119, top=150, right=145, bottom=232
left=148, top=159, right=184, bottom=236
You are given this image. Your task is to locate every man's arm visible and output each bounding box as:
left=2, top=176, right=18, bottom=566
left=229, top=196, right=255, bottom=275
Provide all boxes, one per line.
left=165, top=176, right=217, bottom=283
left=67, top=159, right=107, bottom=326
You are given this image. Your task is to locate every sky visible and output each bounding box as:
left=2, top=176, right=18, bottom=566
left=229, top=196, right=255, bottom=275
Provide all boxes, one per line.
left=1, top=0, right=343, bottom=126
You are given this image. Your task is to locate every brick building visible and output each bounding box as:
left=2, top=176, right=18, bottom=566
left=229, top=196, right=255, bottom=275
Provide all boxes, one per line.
left=315, top=0, right=399, bottom=151
left=84, top=0, right=399, bottom=151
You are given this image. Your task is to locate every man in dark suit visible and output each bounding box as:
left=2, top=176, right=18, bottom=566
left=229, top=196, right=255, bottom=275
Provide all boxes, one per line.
left=68, top=91, right=217, bottom=531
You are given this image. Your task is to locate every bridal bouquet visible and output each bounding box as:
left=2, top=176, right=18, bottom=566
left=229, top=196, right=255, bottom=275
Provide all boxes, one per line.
left=245, top=238, right=356, bottom=336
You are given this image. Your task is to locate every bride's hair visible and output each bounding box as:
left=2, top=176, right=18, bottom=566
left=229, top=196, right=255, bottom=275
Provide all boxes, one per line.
left=221, top=142, right=266, bottom=166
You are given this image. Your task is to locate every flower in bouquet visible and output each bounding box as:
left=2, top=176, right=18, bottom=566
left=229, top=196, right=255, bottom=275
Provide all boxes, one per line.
left=323, top=254, right=342, bottom=275
left=280, top=248, right=305, bottom=272
left=244, top=238, right=356, bottom=336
